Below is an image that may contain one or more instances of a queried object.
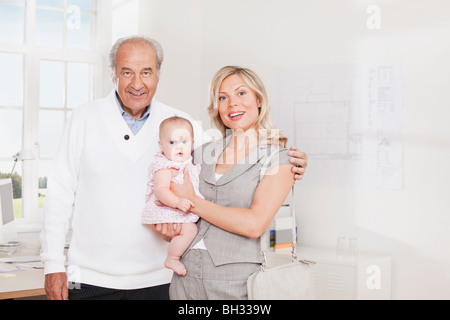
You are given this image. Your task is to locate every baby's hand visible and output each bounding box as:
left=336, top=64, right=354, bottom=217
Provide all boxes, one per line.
left=176, top=198, right=194, bottom=212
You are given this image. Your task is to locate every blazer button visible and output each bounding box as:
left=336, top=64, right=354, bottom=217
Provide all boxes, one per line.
left=124, top=135, right=130, bottom=141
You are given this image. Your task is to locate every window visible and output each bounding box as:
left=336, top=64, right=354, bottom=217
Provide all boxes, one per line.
left=0, top=0, right=102, bottom=219
left=0, top=0, right=26, bottom=44
left=0, top=51, right=25, bottom=215
left=35, top=0, right=95, bottom=49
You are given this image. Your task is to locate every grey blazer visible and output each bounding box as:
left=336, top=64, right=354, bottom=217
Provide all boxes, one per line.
left=185, top=136, right=292, bottom=267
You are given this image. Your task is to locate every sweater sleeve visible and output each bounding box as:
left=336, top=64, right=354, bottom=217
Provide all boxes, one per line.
left=40, top=107, right=84, bottom=275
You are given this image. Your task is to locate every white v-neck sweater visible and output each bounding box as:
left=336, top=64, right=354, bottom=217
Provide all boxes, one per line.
left=40, top=91, right=208, bottom=290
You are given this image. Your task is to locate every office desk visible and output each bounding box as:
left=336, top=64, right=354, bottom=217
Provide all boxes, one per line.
left=0, top=268, right=45, bottom=299
left=0, top=229, right=46, bottom=300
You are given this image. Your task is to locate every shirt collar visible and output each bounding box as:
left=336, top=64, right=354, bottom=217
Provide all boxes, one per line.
left=114, top=91, right=151, bottom=120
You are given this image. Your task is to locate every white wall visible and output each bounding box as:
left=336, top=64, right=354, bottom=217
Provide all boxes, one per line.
left=139, top=0, right=204, bottom=124
left=130, top=0, right=450, bottom=299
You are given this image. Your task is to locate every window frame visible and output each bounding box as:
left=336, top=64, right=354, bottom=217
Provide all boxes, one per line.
left=0, top=0, right=109, bottom=220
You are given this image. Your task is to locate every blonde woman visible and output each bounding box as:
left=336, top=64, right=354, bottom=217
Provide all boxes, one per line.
left=168, top=66, right=296, bottom=300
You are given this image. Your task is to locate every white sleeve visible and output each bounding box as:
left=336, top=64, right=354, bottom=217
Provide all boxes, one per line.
left=40, top=108, right=83, bottom=275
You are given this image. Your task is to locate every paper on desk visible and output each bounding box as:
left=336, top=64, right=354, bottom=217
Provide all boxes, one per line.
left=0, top=248, right=18, bottom=255
left=0, top=255, right=41, bottom=264
left=0, top=262, right=18, bottom=273
left=15, top=261, right=44, bottom=269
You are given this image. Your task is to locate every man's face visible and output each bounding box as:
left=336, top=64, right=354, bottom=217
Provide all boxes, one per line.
left=114, top=41, right=160, bottom=119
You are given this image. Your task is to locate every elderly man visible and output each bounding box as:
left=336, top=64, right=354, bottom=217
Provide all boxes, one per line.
left=41, top=36, right=308, bottom=300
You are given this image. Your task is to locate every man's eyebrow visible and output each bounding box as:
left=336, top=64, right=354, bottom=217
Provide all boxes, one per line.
left=120, top=67, right=153, bottom=72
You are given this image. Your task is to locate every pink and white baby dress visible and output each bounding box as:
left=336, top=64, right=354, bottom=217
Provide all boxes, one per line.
left=142, top=152, right=202, bottom=224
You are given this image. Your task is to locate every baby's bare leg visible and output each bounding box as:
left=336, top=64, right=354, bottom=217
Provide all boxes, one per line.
left=165, top=223, right=198, bottom=276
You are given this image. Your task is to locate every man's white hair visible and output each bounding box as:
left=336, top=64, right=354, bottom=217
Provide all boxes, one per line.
left=109, top=35, right=164, bottom=80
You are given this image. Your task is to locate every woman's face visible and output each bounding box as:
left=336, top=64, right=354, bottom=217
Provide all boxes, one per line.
left=217, top=74, right=261, bottom=133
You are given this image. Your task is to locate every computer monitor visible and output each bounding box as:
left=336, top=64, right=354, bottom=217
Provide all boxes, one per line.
left=0, top=178, right=17, bottom=245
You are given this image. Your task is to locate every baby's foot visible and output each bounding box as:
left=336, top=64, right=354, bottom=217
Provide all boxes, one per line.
left=165, top=258, right=187, bottom=276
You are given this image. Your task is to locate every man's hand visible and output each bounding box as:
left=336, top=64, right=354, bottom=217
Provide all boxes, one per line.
left=289, top=146, right=308, bottom=181
left=45, top=272, right=69, bottom=300
left=151, top=223, right=182, bottom=242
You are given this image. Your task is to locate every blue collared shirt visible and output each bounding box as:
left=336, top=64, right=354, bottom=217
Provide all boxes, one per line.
left=114, top=92, right=151, bottom=135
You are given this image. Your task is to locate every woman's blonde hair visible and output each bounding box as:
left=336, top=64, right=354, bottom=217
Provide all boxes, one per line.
left=207, top=66, right=287, bottom=147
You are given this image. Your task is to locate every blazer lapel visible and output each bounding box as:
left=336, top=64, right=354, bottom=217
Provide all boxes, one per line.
left=200, top=137, right=229, bottom=185
left=217, top=143, right=270, bottom=186
left=200, top=135, right=272, bottom=186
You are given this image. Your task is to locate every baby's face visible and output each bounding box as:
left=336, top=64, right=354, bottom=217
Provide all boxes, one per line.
left=159, top=123, right=194, bottom=162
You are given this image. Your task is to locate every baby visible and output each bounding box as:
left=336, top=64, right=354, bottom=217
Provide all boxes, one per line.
left=142, top=116, right=201, bottom=276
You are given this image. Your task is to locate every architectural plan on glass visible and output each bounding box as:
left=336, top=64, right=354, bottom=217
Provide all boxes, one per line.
left=272, top=63, right=403, bottom=189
